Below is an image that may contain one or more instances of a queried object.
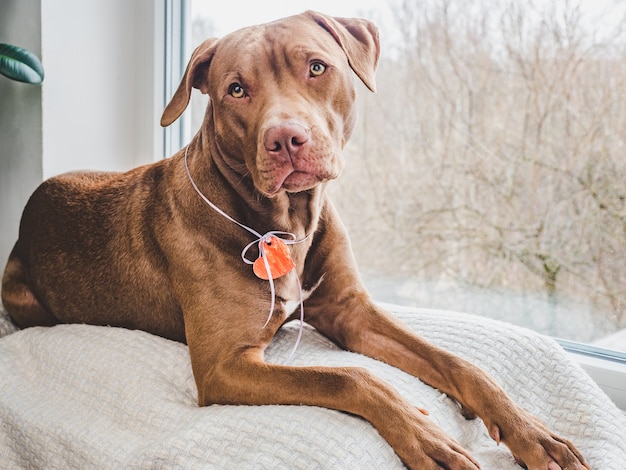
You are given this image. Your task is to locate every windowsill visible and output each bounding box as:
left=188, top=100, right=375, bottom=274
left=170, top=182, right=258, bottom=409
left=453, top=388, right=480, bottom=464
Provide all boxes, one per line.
left=558, top=339, right=626, bottom=411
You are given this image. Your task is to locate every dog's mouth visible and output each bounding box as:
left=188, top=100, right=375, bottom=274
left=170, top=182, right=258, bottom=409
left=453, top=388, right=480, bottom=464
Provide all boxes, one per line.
left=261, top=161, right=342, bottom=195
left=280, top=170, right=323, bottom=192
left=260, top=169, right=322, bottom=196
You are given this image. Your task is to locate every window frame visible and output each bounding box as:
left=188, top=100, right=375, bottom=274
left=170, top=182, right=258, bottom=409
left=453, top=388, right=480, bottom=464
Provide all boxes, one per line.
left=559, top=340, right=626, bottom=410
left=162, top=0, right=192, bottom=158
left=172, top=2, right=626, bottom=411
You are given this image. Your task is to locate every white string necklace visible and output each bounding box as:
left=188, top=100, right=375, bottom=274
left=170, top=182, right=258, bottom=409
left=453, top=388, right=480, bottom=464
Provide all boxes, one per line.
left=183, top=146, right=307, bottom=363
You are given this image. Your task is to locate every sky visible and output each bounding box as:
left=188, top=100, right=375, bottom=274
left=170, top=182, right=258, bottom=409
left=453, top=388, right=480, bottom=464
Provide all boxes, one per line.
left=191, top=0, right=625, bottom=56
left=191, top=0, right=397, bottom=47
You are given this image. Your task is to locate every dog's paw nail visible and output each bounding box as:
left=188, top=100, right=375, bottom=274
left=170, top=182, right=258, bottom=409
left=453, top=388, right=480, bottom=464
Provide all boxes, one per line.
left=489, top=424, right=501, bottom=444
left=418, top=407, right=429, bottom=415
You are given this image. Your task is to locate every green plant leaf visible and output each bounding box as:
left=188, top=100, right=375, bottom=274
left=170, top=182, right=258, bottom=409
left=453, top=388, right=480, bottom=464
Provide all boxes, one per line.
left=0, top=43, right=44, bottom=84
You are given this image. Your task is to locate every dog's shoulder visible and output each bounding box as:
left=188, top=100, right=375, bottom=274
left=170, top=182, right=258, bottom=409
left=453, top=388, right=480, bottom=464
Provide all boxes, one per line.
left=35, top=170, right=122, bottom=197
left=33, top=160, right=171, bottom=200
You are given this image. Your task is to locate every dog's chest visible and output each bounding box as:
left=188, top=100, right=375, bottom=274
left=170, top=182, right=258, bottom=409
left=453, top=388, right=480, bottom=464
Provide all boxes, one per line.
left=281, top=276, right=324, bottom=316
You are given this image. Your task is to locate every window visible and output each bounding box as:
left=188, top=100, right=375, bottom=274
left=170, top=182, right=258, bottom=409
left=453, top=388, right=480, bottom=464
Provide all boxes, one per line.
left=180, top=0, right=626, bottom=407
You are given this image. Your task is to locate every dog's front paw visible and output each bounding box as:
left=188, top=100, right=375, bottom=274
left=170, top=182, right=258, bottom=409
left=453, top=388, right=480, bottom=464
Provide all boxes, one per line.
left=389, top=410, right=481, bottom=470
left=487, top=408, right=589, bottom=470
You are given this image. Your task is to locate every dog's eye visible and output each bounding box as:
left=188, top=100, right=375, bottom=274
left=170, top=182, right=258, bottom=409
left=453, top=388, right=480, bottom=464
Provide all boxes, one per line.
left=228, top=83, right=246, bottom=98
left=309, top=62, right=326, bottom=77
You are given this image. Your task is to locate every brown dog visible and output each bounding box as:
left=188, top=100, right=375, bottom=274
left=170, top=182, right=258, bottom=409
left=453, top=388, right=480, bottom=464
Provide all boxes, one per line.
left=2, top=11, right=588, bottom=470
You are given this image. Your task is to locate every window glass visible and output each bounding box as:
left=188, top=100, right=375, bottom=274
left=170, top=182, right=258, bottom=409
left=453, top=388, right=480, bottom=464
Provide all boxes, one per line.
left=189, top=0, right=626, bottom=353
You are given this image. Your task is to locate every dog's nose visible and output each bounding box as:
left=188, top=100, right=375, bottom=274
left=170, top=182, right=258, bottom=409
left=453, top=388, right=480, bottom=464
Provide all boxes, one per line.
left=263, top=122, right=310, bottom=159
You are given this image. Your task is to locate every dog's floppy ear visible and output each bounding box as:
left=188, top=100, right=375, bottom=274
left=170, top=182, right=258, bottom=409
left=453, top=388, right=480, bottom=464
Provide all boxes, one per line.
left=160, top=37, right=219, bottom=127
left=305, top=10, right=380, bottom=92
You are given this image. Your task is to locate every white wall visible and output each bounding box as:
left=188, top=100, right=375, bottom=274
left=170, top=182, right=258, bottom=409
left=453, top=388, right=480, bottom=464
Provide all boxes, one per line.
left=0, top=0, right=43, bottom=268
left=1, top=0, right=166, bottom=270
left=41, top=0, right=165, bottom=178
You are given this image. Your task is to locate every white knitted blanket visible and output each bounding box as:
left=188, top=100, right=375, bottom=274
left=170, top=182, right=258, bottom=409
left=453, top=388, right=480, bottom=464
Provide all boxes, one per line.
left=1, top=304, right=625, bottom=469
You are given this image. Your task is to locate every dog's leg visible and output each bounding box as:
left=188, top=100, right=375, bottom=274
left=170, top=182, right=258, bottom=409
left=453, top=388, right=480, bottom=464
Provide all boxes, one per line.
left=310, top=298, right=588, bottom=468
left=300, top=203, right=589, bottom=470
left=1, top=251, right=58, bottom=328
left=174, top=265, right=475, bottom=470
left=188, top=339, right=481, bottom=470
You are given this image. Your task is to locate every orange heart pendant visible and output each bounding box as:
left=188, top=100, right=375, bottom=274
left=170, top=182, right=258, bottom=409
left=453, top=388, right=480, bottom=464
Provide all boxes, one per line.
left=253, top=236, right=296, bottom=280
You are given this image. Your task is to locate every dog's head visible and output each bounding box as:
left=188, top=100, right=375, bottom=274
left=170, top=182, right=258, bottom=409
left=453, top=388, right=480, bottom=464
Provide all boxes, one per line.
left=161, top=11, right=379, bottom=197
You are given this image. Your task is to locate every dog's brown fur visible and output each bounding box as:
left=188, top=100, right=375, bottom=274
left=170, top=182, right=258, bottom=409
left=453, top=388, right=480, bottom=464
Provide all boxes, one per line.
left=1, top=11, right=588, bottom=470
